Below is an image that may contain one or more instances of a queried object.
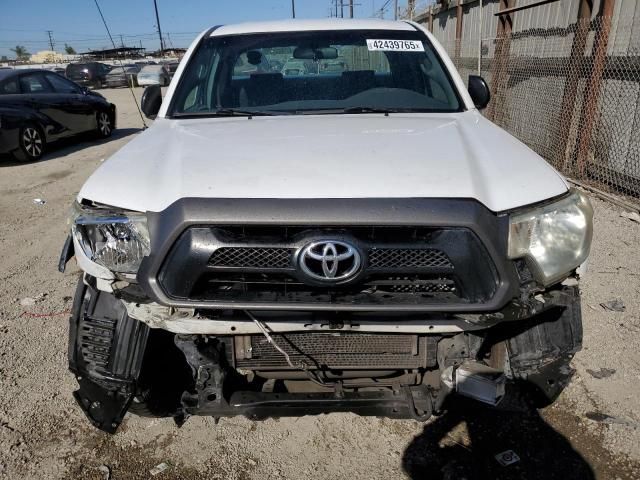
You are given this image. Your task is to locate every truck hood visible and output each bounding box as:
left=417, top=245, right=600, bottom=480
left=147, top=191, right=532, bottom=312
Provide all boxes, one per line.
left=79, top=111, right=568, bottom=213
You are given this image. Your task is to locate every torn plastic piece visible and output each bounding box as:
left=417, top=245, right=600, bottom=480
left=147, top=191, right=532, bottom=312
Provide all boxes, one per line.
left=150, top=462, right=171, bottom=476
left=620, top=211, right=640, bottom=224
left=33, top=198, right=46, bottom=205
left=600, top=299, right=625, bottom=312
left=455, top=362, right=505, bottom=406
left=98, top=464, right=111, bottom=480
left=495, top=450, right=520, bottom=467
left=586, top=367, right=616, bottom=379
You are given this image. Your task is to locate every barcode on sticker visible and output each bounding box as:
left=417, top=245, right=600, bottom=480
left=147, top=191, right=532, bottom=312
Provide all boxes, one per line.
left=366, top=39, right=425, bottom=52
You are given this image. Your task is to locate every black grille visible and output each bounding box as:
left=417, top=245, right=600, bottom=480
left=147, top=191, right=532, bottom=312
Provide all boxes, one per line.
left=369, top=276, right=457, bottom=294
left=234, top=333, right=437, bottom=370
left=210, top=247, right=292, bottom=268
left=369, top=248, right=453, bottom=269
left=158, top=225, right=500, bottom=309
left=208, top=245, right=452, bottom=271
left=79, top=317, right=116, bottom=370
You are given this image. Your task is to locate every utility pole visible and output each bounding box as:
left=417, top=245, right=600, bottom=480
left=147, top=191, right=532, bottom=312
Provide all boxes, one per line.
left=291, top=0, right=296, bottom=18
left=120, top=34, right=125, bottom=48
left=394, top=0, right=398, bottom=20
left=341, top=0, right=344, bottom=17
left=350, top=0, right=354, bottom=18
left=335, top=0, right=339, bottom=18
left=46, top=30, right=55, bottom=51
left=153, top=0, right=165, bottom=56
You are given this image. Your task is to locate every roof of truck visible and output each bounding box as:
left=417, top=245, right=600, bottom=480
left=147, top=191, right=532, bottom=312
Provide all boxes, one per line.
left=210, top=18, right=418, bottom=37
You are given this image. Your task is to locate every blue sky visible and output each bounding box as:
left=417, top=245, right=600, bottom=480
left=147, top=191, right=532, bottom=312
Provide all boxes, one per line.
left=0, top=0, right=414, bottom=58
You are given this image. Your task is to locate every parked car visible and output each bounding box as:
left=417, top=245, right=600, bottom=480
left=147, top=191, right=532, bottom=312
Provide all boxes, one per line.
left=0, top=69, right=115, bottom=161
left=162, top=61, right=180, bottom=79
left=137, top=65, right=170, bottom=86
left=65, top=62, right=111, bottom=89
left=61, top=19, right=593, bottom=434
left=105, top=65, right=141, bottom=88
left=281, top=58, right=308, bottom=76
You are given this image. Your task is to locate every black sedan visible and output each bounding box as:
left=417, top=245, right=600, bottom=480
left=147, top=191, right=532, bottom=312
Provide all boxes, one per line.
left=0, top=69, right=116, bottom=162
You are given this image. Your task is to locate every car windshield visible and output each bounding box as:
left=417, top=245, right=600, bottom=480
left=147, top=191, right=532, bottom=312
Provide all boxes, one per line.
left=169, top=29, right=462, bottom=116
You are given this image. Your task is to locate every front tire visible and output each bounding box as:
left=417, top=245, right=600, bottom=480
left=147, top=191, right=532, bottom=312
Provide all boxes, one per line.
left=14, top=124, right=45, bottom=162
left=96, top=111, right=113, bottom=138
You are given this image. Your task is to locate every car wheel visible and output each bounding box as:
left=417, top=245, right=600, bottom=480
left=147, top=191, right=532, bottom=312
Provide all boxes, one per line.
left=96, top=111, right=113, bottom=138
left=14, top=124, right=45, bottom=162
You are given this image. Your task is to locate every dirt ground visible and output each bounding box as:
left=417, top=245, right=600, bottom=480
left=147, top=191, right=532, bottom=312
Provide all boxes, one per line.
left=1, top=87, right=640, bottom=480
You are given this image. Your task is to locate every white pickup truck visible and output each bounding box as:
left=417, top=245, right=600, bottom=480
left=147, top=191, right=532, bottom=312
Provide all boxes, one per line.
left=59, top=19, right=593, bottom=433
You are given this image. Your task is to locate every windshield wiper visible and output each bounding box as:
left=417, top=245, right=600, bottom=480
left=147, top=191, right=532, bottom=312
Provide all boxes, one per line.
left=172, top=108, right=281, bottom=118
left=213, top=108, right=280, bottom=117
left=342, top=106, right=397, bottom=114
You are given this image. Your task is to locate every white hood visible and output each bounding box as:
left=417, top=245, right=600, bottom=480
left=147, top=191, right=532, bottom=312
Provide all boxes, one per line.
left=79, top=111, right=568, bottom=213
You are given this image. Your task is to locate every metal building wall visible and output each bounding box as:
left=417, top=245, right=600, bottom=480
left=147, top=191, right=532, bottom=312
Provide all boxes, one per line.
left=413, top=0, right=640, bottom=203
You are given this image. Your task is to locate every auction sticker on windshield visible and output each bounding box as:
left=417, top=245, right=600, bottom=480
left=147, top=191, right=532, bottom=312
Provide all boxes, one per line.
left=366, top=39, right=425, bottom=52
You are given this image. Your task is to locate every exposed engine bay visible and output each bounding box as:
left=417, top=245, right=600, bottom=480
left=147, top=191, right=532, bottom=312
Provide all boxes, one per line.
left=69, top=276, right=582, bottom=433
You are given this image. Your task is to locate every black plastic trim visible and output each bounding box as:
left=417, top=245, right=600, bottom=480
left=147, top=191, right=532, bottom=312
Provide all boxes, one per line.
left=58, top=234, right=74, bottom=273
left=68, top=276, right=150, bottom=433
left=137, top=197, right=520, bottom=312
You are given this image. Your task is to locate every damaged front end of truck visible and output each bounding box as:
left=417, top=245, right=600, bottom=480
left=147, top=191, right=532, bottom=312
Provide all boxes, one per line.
left=60, top=193, right=592, bottom=433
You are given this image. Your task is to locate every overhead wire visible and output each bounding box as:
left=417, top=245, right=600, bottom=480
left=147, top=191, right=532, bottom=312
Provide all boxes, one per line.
left=92, top=0, right=147, bottom=129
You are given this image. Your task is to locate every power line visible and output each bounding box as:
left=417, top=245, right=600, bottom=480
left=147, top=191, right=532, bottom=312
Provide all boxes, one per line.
left=92, top=0, right=147, bottom=129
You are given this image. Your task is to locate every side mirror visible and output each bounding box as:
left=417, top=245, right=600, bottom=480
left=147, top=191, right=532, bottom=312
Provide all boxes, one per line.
left=468, top=75, right=491, bottom=110
left=80, top=87, right=89, bottom=95
left=141, top=85, right=162, bottom=119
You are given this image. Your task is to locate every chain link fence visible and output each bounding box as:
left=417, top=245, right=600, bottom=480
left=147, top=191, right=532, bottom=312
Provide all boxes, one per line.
left=439, top=16, right=640, bottom=206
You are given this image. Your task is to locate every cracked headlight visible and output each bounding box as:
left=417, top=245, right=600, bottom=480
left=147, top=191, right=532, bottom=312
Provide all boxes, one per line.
left=508, top=189, right=593, bottom=286
left=71, top=202, right=150, bottom=274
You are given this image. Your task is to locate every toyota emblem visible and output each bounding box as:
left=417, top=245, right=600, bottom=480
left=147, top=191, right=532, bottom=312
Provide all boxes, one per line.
left=298, top=240, right=362, bottom=283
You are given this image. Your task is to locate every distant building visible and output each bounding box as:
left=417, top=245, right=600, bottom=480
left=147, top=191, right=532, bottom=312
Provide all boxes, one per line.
left=30, top=50, right=78, bottom=63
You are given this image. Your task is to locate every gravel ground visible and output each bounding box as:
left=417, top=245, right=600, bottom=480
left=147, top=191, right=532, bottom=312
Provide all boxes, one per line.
left=1, top=88, right=639, bottom=479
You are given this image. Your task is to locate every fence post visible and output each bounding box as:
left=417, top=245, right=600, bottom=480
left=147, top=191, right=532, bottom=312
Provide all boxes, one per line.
left=428, top=6, right=434, bottom=32
left=555, top=0, right=594, bottom=173
left=487, top=0, right=515, bottom=122
left=575, top=0, right=616, bottom=178
left=455, top=0, right=464, bottom=65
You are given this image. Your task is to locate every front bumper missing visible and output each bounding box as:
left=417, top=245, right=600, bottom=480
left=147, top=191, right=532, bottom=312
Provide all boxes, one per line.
left=121, top=285, right=575, bottom=336
left=69, top=273, right=582, bottom=433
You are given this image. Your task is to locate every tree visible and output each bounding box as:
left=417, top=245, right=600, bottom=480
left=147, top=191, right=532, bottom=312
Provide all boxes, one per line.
left=0, top=55, right=8, bottom=62
left=10, top=45, right=30, bottom=60
left=64, top=44, right=76, bottom=55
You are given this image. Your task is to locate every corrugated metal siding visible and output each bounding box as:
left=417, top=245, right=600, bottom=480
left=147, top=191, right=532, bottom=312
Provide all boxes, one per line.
left=609, top=0, right=640, bottom=54
left=412, top=0, right=640, bottom=202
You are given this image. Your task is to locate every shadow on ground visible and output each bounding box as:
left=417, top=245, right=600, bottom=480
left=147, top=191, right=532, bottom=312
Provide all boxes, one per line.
left=402, top=398, right=595, bottom=480
left=0, top=127, right=142, bottom=167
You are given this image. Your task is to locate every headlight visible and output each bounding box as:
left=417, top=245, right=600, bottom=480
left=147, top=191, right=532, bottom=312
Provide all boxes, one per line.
left=71, top=202, right=150, bottom=274
left=508, top=190, right=593, bottom=286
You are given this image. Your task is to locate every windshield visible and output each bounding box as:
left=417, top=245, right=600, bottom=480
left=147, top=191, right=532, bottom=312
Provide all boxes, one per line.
left=169, top=29, right=462, bottom=116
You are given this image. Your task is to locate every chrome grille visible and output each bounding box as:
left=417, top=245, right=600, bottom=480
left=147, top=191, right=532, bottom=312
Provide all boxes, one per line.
left=368, top=248, right=453, bottom=269
left=210, top=247, right=292, bottom=268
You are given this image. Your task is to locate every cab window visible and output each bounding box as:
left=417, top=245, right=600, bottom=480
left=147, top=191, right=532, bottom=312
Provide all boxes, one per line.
left=0, top=78, right=19, bottom=95
left=46, top=73, right=81, bottom=94
left=19, top=73, right=53, bottom=94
